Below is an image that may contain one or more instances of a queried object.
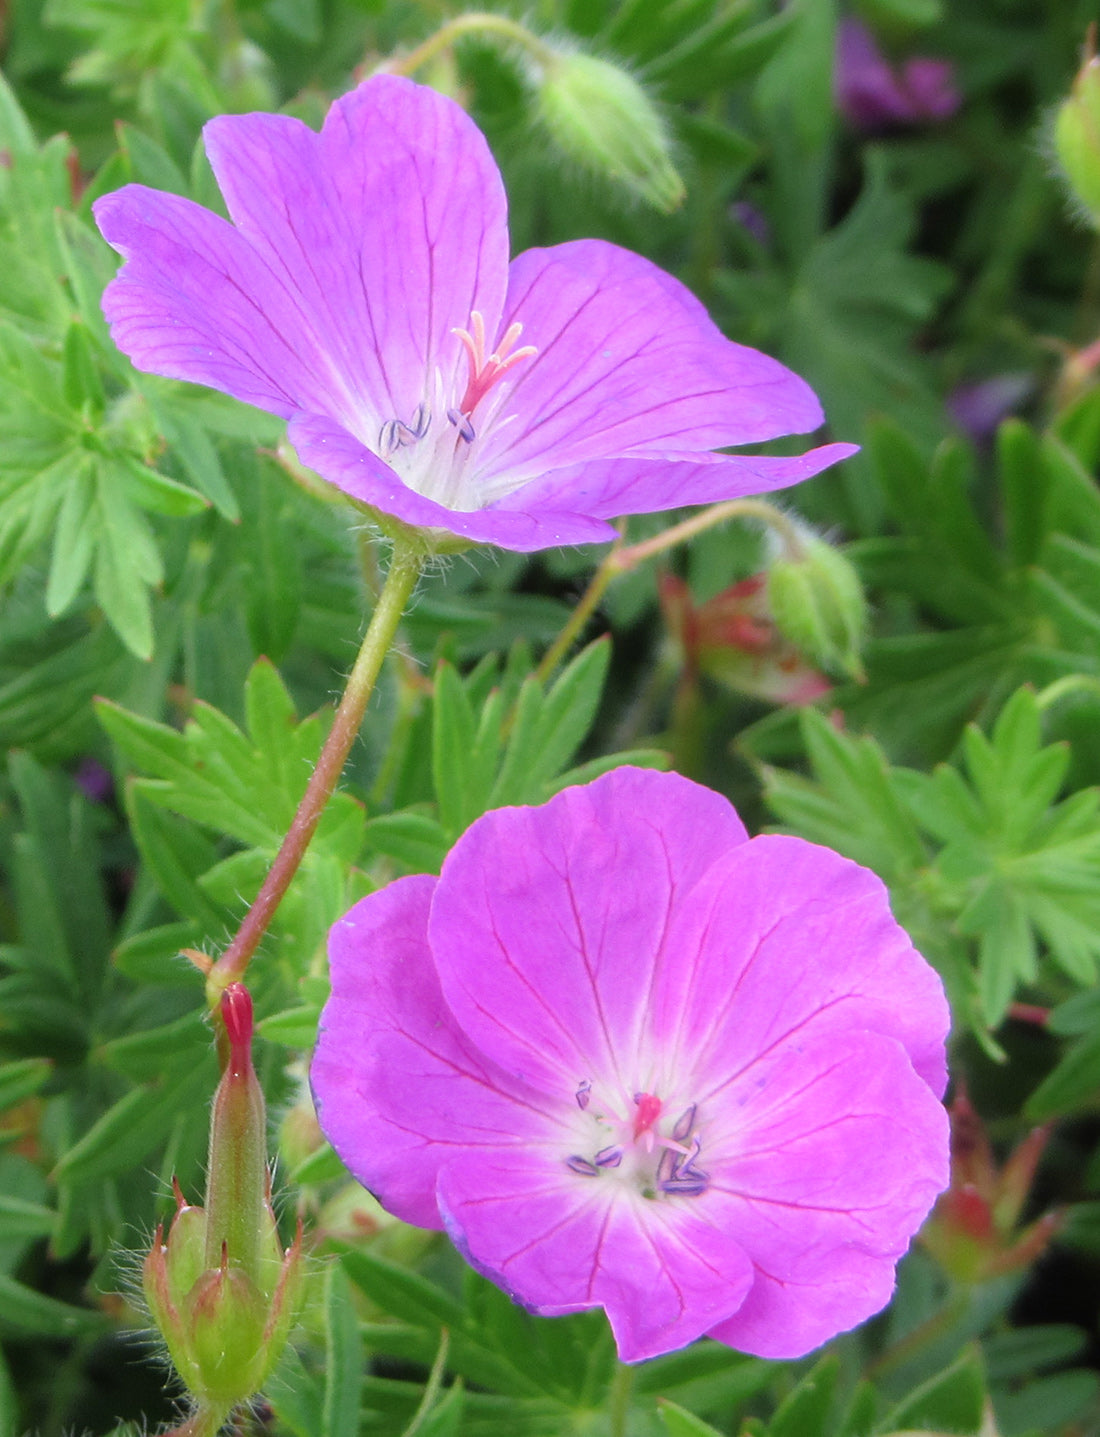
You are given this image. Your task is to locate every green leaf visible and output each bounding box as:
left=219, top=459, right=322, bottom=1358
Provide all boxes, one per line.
left=118, top=454, right=209, bottom=517
left=769, top=1355, right=837, bottom=1437
left=1025, top=1026, right=1100, bottom=1120
left=0, top=1193, right=56, bottom=1242
left=0, top=1058, right=53, bottom=1113
left=491, top=639, right=610, bottom=807
left=323, top=1263, right=364, bottom=1437
left=45, top=453, right=98, bottom=615
left=364, top=810, right=450, bottom=874
left=0, top=1272, right=105, bottom=1337
left=111, top=920, right=206, bottom=987
left=340, top=1248, right=466, bottom=1331
left=52, top=1058, right=213, bottom=1185
left=258, top=1005, right=321, bottom=1048
left=432, top=660, right=501, bottom=838
left=267, top=1343, right=324, bottom=1437
left=93, top=471, right=156, bottom=659
left=882, top=1349, right=987, bottom=1434
left=657, top=1400, right=726, bottom=1437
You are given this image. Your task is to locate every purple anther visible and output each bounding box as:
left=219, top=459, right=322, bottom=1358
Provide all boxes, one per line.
left=410, top=401, right=431, bottom=438
left=660, top=1170, right=709, bottom=1198
left=595, top=1146, right=623, bottom=1168
left=379, top=418, right=401, bottom=453
left=672, top=1105, right=697, bottom=1141
left=446, top=408, right=476, bottom=442
left=567, top=1155, right=600, bottom=1177
left=575, top=1080, right=591, bottom=1110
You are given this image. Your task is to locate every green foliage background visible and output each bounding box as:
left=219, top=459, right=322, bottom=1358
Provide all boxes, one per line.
left=3, top=0, right=1100, bottom=1434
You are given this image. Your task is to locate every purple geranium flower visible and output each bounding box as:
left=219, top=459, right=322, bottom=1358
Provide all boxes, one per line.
left=836, top=17, right=960, bottom=131
left=93, top=76, right=854, bottom=553
left=312, top=767, right=950, bottom=1362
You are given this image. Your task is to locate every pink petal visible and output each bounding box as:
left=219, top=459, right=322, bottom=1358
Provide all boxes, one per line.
left=476, top=240, right=828, bottom=484
left=706, top=1028, right=949, bottom=1358
left=491, top=444, right=859, bottom=521
left=653, top=834, right=950, bottom=1097
left=312, top=874, right=564, bottom=1230
left=203, top=77, right=509, bottom=432
left=438, top=1152, right=754, bottom=1362
left=287, top=412, right=617, bottom=550
left=94, top=186, right=343, bottom=419
left=428, top=768, right=749, bottom=1093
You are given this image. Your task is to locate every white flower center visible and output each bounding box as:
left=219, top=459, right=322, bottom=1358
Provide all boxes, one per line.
left=565, top=1084, right=709, bottom=1201
left=372, top=311, right=537, bottom=512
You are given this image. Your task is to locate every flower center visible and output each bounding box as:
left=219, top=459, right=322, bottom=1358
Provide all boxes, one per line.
left=372, top=311, right=537, bottom=511
left=566, top=1085, right=709, bottom=1200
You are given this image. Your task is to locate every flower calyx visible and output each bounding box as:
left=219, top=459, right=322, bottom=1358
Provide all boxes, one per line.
left=143, top=984, right=304, bottom=1412
left=921, top=1086, right=1062, bottom=1284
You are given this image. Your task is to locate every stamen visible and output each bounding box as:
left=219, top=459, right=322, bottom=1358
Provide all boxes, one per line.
left=380, top=404, right=432, bottom=454
left=672, top=1105, right=697, bottom=1141
left=595, top=1146, right=623, bottom=1168
left=575, top=1080, right=592, bottom=1110
left=446, top=408, right=476, bottom=443
left=567, top=1155, right=600, bottom=1177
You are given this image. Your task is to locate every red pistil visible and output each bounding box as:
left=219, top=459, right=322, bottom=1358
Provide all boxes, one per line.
left=453, top=311, right=536, bottom=417
left=633, top=1093, right=663, bottom=1140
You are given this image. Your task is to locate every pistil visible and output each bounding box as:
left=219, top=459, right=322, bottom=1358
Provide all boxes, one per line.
left=453, top=311, right=537, bottom=418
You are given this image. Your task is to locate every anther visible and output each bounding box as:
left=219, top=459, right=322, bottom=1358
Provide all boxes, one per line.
left=575, top=1080, right=592, bottom=1110
left=567, top=1155, right=600, bottom=1177
left=447, top=408, right=476, bottom=442
left=595, top=1146, right=623, bottom=1168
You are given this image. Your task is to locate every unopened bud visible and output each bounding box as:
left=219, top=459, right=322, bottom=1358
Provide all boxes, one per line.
left=766, top=536, right=867, bottom=680
left=141, top=984, right=304, bottom=1414
left=1055, top=29, right=1100, bottom=229
left=534, top=51, right=685, bottom=212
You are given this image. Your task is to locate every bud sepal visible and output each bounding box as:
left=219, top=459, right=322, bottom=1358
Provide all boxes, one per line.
left=141, top=984, right=305, bottom=1414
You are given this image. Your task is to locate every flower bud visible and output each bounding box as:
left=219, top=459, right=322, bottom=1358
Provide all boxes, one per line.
left=659, top=572, right=831, bottom=706
left=142, top=984, right=304, bottom=1414
left=921, top=1088, right=1062, bottom=1284
left=534, top=51, right=685, bottom=213
left=766, top=535, right=868, bottom=680
left=1055, top=30, right=1100, bottom=229
left=1052, top=30, right=1098, bottom=228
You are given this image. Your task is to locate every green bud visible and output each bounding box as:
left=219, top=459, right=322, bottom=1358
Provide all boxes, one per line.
left=534, top=51, right=685, bottom=212
left=1055, top=32, right=1100, bottom=228
left=141, top=984, right=305, bottom=1415
left=766, top=536, right=868, bottom=680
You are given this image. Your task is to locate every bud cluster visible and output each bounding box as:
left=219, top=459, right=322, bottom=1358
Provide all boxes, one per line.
left=144, top=985, right=303, bottom=1415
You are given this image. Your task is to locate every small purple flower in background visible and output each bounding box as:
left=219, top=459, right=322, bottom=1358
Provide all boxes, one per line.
left=946, top=373, right=1034, bottom=447
left=312, top=767, right=950, bottom=1362
left=836, top=17, right=960, bottom=131
left=93, top=77, right=854, bottom=554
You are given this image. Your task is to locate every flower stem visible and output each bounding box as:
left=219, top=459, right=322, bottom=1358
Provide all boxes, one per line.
left=161, top=1404, right=231, bottom=1437
left=607, top=1363, right=635, bottom=1437
left=383, top=12, right=556, bottom=78
left=206, top=538, right=424, bottom=1005
left=535, top=497, right=804, bottom=684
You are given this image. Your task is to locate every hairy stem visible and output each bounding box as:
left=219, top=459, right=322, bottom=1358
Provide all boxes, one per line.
left=535, top=497, right=804, bottom=683
left=161, top=1404, right=231, bottom=1437
left=206, top=539, right=423, bottom=1003
left=607, top=1362, right=635, bottom=1437
left=383, top=12, right=556, bottom=78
